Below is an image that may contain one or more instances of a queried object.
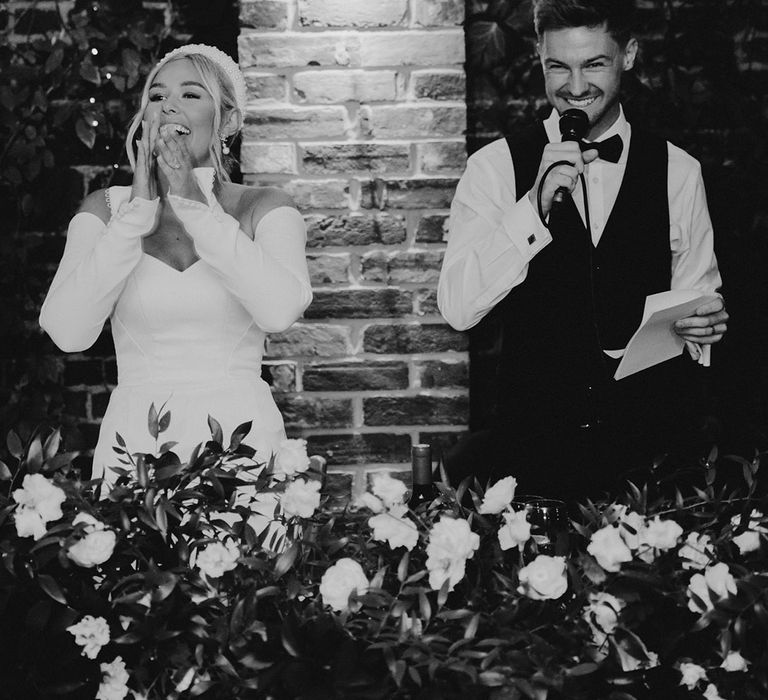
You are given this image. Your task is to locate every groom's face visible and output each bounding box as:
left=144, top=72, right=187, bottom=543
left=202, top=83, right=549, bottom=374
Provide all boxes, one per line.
left=539, top=23, right=637, bottom=140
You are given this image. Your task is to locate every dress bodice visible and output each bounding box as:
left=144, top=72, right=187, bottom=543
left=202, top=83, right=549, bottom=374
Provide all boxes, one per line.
left=107, top=185, right=265, bottom=388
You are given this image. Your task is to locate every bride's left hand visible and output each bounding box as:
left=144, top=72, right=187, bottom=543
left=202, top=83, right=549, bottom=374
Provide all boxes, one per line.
left=156, top=125, right=206, bottom=203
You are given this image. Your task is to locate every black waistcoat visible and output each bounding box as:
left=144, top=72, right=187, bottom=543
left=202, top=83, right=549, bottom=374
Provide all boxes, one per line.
left=490, top=123, right=672, bottom=433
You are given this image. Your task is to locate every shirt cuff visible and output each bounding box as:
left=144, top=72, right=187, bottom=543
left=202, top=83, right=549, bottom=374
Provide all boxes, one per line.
left=501, top=194, right=551, bottom=261
left=109, top=196, right=159, bottom=238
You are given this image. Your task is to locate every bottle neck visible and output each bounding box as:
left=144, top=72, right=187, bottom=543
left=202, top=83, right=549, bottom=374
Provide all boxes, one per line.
left=412, top=456, right=432, bottom=485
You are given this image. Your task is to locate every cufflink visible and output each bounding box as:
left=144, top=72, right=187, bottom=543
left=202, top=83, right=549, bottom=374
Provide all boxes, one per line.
left=527, top=234, right=536, bottom=245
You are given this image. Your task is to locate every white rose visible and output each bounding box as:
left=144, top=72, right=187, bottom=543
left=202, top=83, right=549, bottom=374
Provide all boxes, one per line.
left=67, top=615, right=110, bottom=660
left=425, top=517, right=480, bottom=592
left=13, top=474, right=66, bottom=539
left=371, top=472, right=407, bottom=508
left=368, top=511, right=418, bottom=551
left=679, top=532, right=714, bottom=570
left=642, top=516, right=683, bottom=551
left=704, top=561, right=738, bottom=598
left=478, top=476, right=517, bottom=515
left=703, top=683, right=726, bottom=700
left=281, top=479, right=321, bottom=518
left=195, top=540, right=240, bottom=579
left=721, top=650, right=749, bottom=672
left=273, top=438, right=310, bottom=476
left=732, top=530, right=761, bottom=554
left=517, top=555, right=568, bottom=600
left=354, top=492, right=385, bottom=513
left=619, top=648, right=658, bottom=673
left=497, top=509, right=531, bottom=551
left=96, top=656, right=130, bottom=700
left=679, top=662, right=708, bottom=690
left=319, top=558, right=369, bottom=612
left=67, top=516, right=117, bottom=568
left=687, top=563, right=737, bottom=613
left=619, top=510, right=646, bottom=550
left=399, top=613, right=423, bottom=638
left=13, top=473, right=66, bottom=523
left=587, top=525, right=632, bottom=572
left=731, top=510, right=766, bottom=554
left=175, top=668, right=196, bottom=693
left=687, top=571, right=712, bottom=612
left=583, top=591, right=624, bottom=635
left=14, top=507, right=47, bottom=540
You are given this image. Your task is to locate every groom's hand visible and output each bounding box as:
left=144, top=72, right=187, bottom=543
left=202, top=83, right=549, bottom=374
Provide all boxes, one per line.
left=674, top=297, right=728, bottom=344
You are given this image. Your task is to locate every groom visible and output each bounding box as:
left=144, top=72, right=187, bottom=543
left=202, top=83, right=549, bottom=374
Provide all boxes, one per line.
left=437, top=0, right=728, bottom=501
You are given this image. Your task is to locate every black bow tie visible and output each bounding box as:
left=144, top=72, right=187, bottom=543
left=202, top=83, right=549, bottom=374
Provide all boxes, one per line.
left=580, top=134, right=623, bottom=163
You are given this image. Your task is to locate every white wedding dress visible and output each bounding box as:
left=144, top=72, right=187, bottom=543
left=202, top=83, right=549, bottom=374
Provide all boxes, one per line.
left=40, top=169, right=312, bottom=487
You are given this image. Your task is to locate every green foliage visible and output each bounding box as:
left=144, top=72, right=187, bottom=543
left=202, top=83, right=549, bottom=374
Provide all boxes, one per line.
left=0, top=0, right=174, bottom=228
left=1, top=414, right=767, bottom=699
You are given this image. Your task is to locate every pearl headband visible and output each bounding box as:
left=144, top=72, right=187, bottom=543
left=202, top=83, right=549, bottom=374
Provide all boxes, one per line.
left=156, top=43, right=247, bottom=116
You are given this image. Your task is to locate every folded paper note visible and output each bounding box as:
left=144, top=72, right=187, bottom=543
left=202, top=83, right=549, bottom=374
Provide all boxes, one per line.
left=614, top=290, right=718, bottom=380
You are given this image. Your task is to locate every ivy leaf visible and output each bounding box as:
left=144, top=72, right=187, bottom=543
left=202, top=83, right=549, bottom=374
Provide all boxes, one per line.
left=155, top=503, right=168, bottom=537
left=207, top=415, right=223, bottom=445
left=397, top=551, right=410, bottom=583
left=111, top=73, right=127, bottom=92
left=121, top=47, right=141, bottom=76
left=0, top=86, right=14, bottom=110
left=3, top=165, right=22, bottom=185
left=79, top=59, right=101, bottom=85
left=43, top=428, right=61, bottom=461
left=464, top=612, right=480, bottom=640
left=147, top=402, right=159, bottom=439
left=25, top=437, right=44, bottom=473
left=38, top=574, right=67, bottom=605
left=75, top=118, right=96, bottom=149
left=45, top=452, right=78, bottom=472
left=0, top=461, right=11, bottom=480
left=21, top=193, right=34, bottom=216
left=44, top=47, right=64, bottom=73
left=228, top=421, right=252, bottom=450
left=6, top=430, right=22, bottom=459
left=467, top=20, right=506, bottom=69
left=419, top=590, right=432, bottom=622
left=53, top=102, right=74, bottom=127
left=273, top=542, right=299, bottom=579
left=158, top=409, right=171, bottom=434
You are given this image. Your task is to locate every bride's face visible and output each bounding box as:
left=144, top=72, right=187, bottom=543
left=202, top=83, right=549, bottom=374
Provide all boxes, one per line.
left=145, top=57, right=218, bottom=166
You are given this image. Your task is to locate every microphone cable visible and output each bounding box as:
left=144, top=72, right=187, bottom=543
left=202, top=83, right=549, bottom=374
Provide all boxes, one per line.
left=535, top=156, right=611, bottom=398
left=536, top=161, right=589, bottom=231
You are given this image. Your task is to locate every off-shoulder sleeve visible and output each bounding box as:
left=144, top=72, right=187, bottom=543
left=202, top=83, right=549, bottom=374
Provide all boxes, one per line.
left=39, top=197, right=159, bottom=352
left=167, top=192, right=312, bottom=333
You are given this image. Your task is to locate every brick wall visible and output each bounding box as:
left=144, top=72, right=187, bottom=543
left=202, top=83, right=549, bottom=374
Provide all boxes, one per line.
left=237, top=0, right=468, bottom=496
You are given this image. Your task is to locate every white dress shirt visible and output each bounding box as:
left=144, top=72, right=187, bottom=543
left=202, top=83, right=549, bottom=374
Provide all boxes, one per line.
left=437, top=107, right=722, bottom=364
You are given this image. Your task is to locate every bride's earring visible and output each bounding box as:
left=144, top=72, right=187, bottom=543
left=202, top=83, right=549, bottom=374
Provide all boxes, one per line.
left=220, top=135, right=230, bottom=155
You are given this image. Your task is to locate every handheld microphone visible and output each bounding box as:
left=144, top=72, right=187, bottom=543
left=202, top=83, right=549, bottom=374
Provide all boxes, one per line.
left=552, top=108, right=589, bottom=204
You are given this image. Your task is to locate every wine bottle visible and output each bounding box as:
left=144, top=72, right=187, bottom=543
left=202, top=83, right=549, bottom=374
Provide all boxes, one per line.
left=408, top=443, right=437, bottom=508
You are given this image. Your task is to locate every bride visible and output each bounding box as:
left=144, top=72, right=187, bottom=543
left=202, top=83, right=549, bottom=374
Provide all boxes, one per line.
left=39, top=44, right=312, bottom=487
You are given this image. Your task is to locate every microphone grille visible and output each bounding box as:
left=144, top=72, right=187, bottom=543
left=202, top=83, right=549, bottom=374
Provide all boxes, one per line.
left=559, top=109, right=589, bottom=140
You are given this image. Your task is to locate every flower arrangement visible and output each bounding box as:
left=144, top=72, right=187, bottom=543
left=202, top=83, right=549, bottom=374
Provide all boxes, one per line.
left=1, top=415, right=767, bottom=700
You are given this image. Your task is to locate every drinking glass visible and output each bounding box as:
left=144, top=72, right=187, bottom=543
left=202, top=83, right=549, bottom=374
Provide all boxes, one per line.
left=510, top=495, right=570, bottom=558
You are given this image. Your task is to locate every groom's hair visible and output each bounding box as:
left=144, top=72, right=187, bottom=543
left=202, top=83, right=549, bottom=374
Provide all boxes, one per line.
left=533, top=0, right=637, bottom=48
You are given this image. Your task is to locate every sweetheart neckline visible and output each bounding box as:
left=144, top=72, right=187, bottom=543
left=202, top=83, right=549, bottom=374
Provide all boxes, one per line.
left=141, top=252, right=202, bottom=274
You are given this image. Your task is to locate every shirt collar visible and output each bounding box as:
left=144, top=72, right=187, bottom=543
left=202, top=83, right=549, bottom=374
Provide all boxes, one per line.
left=543, top=105, right=631, bottom=163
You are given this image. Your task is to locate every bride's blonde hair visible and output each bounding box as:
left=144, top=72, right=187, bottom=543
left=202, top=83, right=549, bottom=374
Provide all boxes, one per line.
left=125, top=52, right=242, bottom=182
